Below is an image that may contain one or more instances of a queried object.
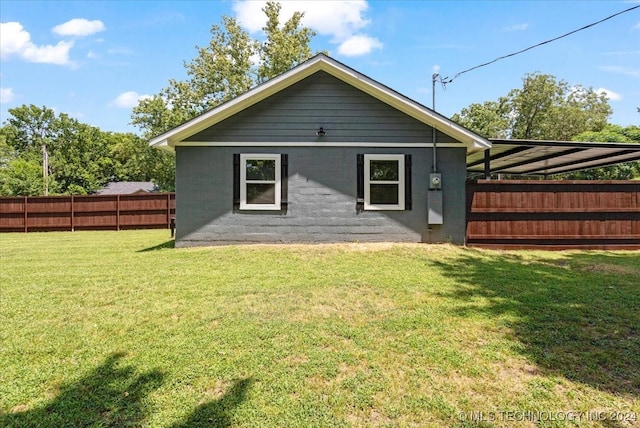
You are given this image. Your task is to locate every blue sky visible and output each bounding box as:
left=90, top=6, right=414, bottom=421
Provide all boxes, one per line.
left=1, top=1, right=639, bottom=135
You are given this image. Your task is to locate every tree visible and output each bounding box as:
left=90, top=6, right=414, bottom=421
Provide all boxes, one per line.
left=453, top=72, right=612, bottom=140
left=107, top=132, right=175, bottom=191
left=0, top=132, right=44, bottom=196
left=450, top=99, right=510, bottom=139
left=131, top=1, right=317, bottom=139
left=49, top=118, right=113, bottom=195
left=2, top=105, right=63, bottom=195
left=1, top=104, right=176, bottom=195
left=4, top=104, right=58, bottom=153
left=257, top=2, right=315, bottom=83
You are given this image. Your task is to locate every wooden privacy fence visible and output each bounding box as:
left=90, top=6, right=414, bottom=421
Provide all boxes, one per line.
left=466, top=180, right=640, bottom=250
left=0, top=193, right=175, bottom=232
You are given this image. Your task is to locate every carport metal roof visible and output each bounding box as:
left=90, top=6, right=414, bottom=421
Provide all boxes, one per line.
left=467, top=139, right=640, bottom=177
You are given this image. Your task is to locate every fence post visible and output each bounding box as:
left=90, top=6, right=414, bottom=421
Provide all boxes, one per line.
left=24, top=196, right=28, bottom=233
left=116, top=194, right=120, bottom=231
left=70, top=195, right=74, bottom=232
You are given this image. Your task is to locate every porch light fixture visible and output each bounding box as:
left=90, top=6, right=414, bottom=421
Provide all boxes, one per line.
left=316, top=127, right=326, bottom=136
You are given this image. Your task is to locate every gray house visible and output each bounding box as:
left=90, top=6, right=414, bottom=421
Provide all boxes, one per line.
left=150, top=54, right=491, bottom=247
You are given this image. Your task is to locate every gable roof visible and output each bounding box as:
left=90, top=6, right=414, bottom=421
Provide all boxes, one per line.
left=149, top=53, right=491, bottom=153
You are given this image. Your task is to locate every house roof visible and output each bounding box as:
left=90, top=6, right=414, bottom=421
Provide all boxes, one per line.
left=467, top=139, right=640, bottom=177
left=149, top=53, right=491, bottom=153
left=97, top=181, right=157, bottom=195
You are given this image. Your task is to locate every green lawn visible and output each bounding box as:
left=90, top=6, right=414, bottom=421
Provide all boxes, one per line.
left=1, top=230, right=638, bottom=427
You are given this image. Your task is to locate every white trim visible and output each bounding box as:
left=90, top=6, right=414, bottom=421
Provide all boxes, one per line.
left=239, top=154, right=281, bottom=210
left=148, top=54, right=492, bottom=153
left=176, top=141, right=465, bottom=148
left=364, top=154, right=405, bottom=211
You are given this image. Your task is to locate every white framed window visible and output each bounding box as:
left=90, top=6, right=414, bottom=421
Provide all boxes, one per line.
left=240, top=154, right=281, bottom=210
left=364, top=154, right=405, bottom=210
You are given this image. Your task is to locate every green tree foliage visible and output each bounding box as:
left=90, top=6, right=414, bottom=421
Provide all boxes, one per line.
left=131, top=1, right=317, bottom=139
left=451, top=99, right=511, bottom=139
left=453, top=72, right=612, bottom=140
left=0, top=141, right=45, bottom=196
left=0, top=105, right=174, bottom=195
left=108, top=132, right=174, bottom=190
left=257, top=2, right=315, bottom=83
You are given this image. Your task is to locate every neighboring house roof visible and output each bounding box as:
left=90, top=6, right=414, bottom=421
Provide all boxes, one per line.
left=97, top=181, right=157, bottom=195
left=149, top=53, right=491, bottom=153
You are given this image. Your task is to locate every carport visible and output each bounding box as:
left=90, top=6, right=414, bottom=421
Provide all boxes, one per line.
left=467, top=139, right=640, bottom=178
left=465, top=140, right=640, bottom=249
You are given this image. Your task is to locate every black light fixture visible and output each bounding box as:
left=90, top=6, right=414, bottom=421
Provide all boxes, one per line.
left=316, top=127, right=326, bottom=136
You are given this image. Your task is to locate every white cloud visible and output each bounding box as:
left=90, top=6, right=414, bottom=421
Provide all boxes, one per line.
left=1, top=21, right=74, bottom=65
left=111, top=91, right=151, bottom=108
left=0, top=22, right=29, bottom=58
left=597, top=87, right=622, bottom=101
left=233, top=0, right=380, bottom=56
left=634, top=21, right=640, bottom=30
left=0, top=87, right=15, bottom=103
left=338, top=34, right=382, bottom=56
left=53, top=18, right=105, bottom=37
left=503, top=23, right=529, bottom=32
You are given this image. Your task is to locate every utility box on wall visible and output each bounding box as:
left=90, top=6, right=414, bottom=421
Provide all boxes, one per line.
left=428, top=173, right=443, bottom=224
left=428, top=190, right=443, bottom=224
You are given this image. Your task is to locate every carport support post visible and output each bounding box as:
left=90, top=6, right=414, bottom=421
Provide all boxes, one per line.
left=484, top=149, right=491, bottom=179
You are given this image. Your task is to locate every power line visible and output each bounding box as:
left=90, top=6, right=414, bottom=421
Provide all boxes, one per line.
left=436, top=4, right=640, bottom=86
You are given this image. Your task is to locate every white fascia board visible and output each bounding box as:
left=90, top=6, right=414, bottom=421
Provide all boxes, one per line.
left=150, top=138, right=174, bottom=152
left=175, top=141, right=467, bottom=148
left=470, top=139, right=492, bottom=151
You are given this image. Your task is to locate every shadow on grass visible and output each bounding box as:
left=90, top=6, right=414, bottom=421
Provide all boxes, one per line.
left=138, top=239, right=175, bottom=252
left=433, top=250, right=640, bottom=397
left=170, top=378, right=253, bottom=428
left=0, top=352, right=163, bottom=428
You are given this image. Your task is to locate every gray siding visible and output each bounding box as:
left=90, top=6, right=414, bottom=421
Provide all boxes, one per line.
left=186, top=71, right=459, bottom=145
left=176, top=70, right=468, bottom=246
left=175, top=146, right=467, bottom=246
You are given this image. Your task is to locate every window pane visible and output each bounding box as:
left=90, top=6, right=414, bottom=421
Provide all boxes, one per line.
left=246, top=183, right=276, bottom=204
left=246, top=159, right=276, bottom=181
left=370, top=184, right=399, bottom=204
left=370, top=160, right=399, bottom=181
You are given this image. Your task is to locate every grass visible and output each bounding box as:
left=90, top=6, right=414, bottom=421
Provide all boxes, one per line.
left=1, top=230, right=639, bottom=427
